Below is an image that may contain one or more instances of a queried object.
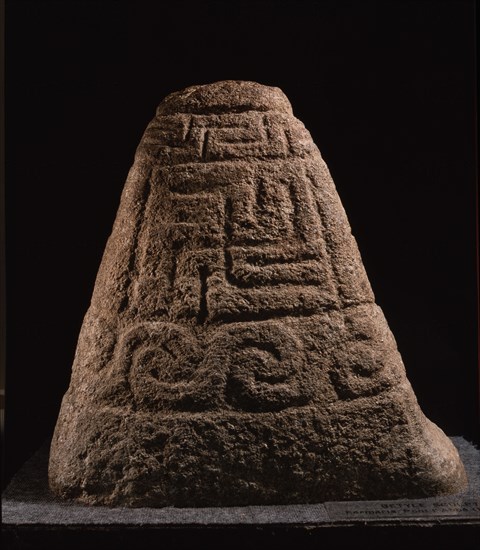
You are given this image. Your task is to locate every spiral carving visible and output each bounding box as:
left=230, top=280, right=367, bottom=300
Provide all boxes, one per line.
left=206, top=321, right=312, bottom=412
left=121, top=323, right=224, bottom=411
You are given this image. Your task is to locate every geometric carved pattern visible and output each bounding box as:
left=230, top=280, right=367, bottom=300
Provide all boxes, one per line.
left=213, top=321, right=313, bottom=412
left=121, top=320, right=312, bottom=413
left=328, top=306, right=397, bottom=400
left=122, top=322, right=204, bottom=411
left=141, top=112, right=302, bottom=165
left=125, top=105, right=385, bottom=412
left=157, top=159, right=339, bottom=325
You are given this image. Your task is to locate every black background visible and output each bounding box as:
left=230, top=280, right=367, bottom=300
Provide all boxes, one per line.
left=4, top=0, right=478, bottom=490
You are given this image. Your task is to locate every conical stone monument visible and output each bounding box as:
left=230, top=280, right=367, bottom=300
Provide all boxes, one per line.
left=49, top=81, right=467, bottom=507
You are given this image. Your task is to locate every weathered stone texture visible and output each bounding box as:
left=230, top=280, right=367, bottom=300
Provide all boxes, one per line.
left=49, top=81, right=467, bottom=506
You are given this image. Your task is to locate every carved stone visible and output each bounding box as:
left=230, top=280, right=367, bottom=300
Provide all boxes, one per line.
left=49, top=81, right=467, bottom=506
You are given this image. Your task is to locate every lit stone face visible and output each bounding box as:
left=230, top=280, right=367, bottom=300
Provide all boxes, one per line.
left=49, top=81, right=466, bottom=507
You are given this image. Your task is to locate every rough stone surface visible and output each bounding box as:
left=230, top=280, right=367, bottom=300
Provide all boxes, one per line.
left=49, top=80, right=467, bottom=507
